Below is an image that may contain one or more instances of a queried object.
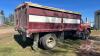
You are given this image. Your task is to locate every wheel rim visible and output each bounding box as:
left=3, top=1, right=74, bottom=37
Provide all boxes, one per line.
left=46, top=36, right=56, bottom=48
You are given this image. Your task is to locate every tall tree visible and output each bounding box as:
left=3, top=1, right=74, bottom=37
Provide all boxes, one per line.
left=0, top=10, right=4, bottom=15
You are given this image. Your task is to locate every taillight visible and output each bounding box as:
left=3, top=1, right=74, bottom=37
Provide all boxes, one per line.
left=26, top=29, right=32, bottom=37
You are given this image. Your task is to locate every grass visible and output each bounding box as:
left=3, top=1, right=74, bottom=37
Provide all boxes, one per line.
left=0, top=27, right=83, bottom=56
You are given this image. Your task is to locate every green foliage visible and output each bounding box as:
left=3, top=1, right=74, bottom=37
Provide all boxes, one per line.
left=5, top=21, right=14, bottom=26
left=91, top=27, right=94, bottom=30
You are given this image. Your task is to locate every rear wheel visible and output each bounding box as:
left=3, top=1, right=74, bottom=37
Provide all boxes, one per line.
left=39, top=33, right=57, bottom=50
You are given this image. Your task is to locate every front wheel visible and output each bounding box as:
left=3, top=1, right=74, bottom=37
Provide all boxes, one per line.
left=39, top=33, right=57, bottom=50
left=81, top=30, right=90, bottom=40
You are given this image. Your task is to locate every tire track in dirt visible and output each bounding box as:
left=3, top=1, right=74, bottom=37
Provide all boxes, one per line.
left=76, top=31, right=100, bottom=56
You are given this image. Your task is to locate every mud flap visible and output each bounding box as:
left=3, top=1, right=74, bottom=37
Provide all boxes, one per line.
left=59, top=32, right=64, bottom=42
left=22, top=32, right=26, bottom=42
left=32, top=33, right=39, bottom=50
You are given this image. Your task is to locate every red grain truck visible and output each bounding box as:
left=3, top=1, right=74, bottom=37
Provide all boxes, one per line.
left=14, top=2, right=91, bottom=50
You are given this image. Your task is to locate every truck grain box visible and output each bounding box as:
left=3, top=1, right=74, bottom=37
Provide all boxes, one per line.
left=14, top=2, right=91, bottom=50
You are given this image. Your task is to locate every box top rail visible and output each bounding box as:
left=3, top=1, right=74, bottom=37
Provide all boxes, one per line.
left=16, top=2, right=81, bottom=15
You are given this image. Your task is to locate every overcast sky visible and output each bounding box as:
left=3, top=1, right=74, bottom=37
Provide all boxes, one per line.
left=0, top=0, right=100, bottom=22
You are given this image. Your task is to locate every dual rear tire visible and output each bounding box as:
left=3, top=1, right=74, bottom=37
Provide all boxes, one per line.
left=39, top=34, right=57, bottom=50
left=20, top=32, right=57, bottom=50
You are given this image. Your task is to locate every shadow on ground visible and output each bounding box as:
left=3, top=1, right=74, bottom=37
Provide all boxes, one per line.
left=64, top=35, right=80, bottom=40
left=13, top=34, right=81, bottom=54
left=14, top=34, right=33, bottom=48
left=14, top=34, right=80, bottom=48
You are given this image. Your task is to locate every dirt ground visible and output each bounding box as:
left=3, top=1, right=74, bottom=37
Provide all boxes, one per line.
left=0, top=26, right=100, bottom=56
